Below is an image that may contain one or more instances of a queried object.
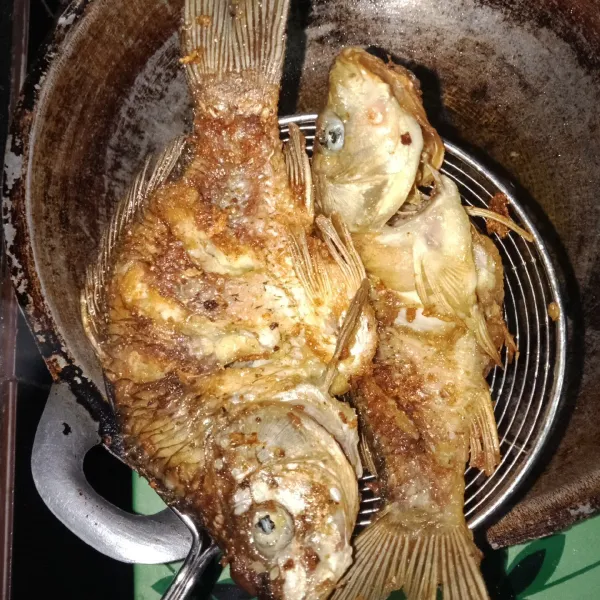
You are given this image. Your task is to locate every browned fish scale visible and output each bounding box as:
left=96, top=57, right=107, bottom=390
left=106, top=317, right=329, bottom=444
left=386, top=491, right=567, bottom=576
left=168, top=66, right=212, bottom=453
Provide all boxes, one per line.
left=81, top=3, right=378, bottom=599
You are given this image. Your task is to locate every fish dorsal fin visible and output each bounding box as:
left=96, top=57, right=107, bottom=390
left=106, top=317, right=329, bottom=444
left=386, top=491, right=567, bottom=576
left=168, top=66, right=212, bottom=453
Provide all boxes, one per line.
left=81, top=137, right=186, bottom=355
left=332, top=511, right=490, bottom=600
left=468, top=389, right=501, bottom=475
left=181, top=0, right=290, bottom=87
left=322, top=279, right=370, bottom=392
left=283, top=122, right=313, bottom=219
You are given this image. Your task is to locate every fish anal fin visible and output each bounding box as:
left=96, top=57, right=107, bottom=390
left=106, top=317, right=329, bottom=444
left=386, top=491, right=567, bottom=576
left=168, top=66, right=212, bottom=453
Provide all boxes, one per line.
left=181, top=0, right=289, bottom=87
left=283, top=122, right=313, bottom=220
left=469, top=306, right=503, bottom=367
left=332, top=511, right=489, bottom=600
left=468, top=390, right=501, bottom=475
left=81, top=137, right=186, bottom=353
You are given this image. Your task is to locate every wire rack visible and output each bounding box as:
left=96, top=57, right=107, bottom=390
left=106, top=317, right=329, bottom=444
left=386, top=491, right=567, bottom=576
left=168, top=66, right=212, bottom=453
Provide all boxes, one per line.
left=279, top=114, right=567, bottom=530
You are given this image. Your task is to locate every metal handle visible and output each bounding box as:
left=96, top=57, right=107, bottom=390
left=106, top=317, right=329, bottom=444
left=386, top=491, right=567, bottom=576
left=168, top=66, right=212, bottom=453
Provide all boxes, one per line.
left=32, top=383, right=193, bottom=563
left=162, top=511, right=220, bottom=600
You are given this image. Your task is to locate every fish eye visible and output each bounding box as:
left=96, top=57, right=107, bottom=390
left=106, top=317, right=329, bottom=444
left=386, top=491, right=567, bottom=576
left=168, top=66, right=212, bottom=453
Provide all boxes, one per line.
left=251, top=504, right=295, bottom=559
left=318, top=112, right=345, bottom=152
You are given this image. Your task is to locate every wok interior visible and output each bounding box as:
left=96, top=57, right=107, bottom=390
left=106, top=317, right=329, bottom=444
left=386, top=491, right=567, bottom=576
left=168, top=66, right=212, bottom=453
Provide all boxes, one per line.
left=25, top=0, right=600, bottom=544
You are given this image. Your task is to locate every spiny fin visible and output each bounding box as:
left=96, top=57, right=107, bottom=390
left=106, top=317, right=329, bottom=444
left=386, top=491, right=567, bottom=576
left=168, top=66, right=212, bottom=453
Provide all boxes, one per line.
left=288, top=229, right=333, bottom=303
left=81, top=137, right=186, bottom=356
left=322, top=279, right=369, bottom=391
left=333, top=511, right=489, bottom=600
left=359, top=430, right=378, bottom=476
left=283, top=122, right=313, bottom=219
left=316, top=213, right=366, bottom=291
left=465, top=206, right=534, bottom=243
left=468, top=306, right=502, bottom=367
left=181, top=0, right=289, bottom=85
left=468, top=390, right=501, bottom=475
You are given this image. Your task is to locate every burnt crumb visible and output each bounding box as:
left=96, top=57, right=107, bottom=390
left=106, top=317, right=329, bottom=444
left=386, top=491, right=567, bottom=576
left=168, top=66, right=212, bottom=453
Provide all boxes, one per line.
left=256, top=416, right=262, bottom=423
left=283, top=559, right=295, bottom=571
left=62, top=422, right=72, bottom=436
left=304, top=547, right=321, bottom=572
left=269, top=322, right=279, bottom=330
left=273, top=345, right=280, bottom=352
left=203, top=299, right=219, bottom=310
left=401, top=132, right=412, bottom=145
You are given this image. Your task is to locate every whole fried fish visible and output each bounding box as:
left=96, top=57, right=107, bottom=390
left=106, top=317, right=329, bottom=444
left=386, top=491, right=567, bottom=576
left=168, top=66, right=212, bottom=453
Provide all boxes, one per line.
left=81, top=6, right=377, bottom=599
left=313, top=48, right=520, bottom=600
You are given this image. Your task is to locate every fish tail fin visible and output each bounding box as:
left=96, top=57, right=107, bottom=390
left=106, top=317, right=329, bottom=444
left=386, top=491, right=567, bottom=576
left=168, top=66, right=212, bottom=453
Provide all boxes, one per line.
left=468, top=390, right=501, bottom=475
left=181, top=0, right=289, bottom=86
left=333, top=511, right=489, bottom=600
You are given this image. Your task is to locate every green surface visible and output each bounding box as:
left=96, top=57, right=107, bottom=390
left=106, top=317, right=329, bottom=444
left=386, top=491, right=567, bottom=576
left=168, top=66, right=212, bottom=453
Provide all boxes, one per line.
left=133, top=473, right=600, bottom=599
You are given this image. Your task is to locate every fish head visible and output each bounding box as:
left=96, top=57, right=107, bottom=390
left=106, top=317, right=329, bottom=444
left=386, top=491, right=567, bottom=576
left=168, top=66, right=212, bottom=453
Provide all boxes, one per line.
left=313, top=47, right=444, bottom=233
left=208, top=402, right=359, bottom=599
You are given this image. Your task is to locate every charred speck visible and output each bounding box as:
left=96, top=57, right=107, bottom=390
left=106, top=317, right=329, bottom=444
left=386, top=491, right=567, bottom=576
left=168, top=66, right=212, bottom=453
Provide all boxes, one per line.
left=269, top=322, right=279, bottom=330
left=203, top=299, right=219, bottom=310
left=401, top=132, right=412, bottom=145
left=62, top=422, right=72, bottom=435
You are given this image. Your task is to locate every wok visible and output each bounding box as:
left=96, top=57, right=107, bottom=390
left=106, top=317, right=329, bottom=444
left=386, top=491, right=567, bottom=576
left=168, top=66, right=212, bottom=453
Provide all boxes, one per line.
left=2, top=0, right=598, bottom=556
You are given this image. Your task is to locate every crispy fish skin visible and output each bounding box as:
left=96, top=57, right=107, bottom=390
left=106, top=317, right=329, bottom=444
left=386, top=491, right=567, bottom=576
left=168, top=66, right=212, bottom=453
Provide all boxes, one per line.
left=81, top=4, right=377, bottom=599
left=313, top=48, right=509, bottom=600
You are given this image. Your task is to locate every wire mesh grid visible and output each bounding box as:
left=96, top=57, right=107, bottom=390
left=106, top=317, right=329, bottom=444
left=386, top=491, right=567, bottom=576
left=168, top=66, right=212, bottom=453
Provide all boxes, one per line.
left=279, top=115, right=566, bottom=530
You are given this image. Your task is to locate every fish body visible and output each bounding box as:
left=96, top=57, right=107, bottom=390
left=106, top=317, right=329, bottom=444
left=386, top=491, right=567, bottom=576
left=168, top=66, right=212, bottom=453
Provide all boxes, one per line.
left=82, top=5, right=377, bottom=599
left=313, top=48, right=509, bottom=600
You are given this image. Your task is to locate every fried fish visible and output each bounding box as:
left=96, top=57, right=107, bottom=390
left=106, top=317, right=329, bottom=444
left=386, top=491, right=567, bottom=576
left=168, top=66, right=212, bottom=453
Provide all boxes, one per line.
left=81, top=8, right=377, bottom=599
left=313, top=48, right=522, bottom=600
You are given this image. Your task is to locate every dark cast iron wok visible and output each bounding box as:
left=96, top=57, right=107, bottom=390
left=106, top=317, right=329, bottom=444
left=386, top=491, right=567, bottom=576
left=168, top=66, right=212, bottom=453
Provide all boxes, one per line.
left=2, top=0, right=599, bottom=558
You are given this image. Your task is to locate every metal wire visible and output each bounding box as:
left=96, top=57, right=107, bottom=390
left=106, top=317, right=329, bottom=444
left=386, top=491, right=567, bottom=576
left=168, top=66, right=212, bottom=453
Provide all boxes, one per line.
left=279, top=115, right=567, bottom=531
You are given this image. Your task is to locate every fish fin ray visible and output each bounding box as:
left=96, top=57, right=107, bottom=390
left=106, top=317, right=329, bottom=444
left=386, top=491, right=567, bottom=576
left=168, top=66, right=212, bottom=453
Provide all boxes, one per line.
left=316, top=213, right=366, bottom=292
left=283, top=123, right=313, bottom=219
left=81, top=137, right=186, bottom=353
left=333, top=512, right=489, bottom=600
left=322, top=279, right=369, bottom=391
left=359, top=430, right=378, bottom=475
left=182, top=0, right=289, bottom=85
left=288, top=229, right=328, bottom=302
left=469, top=306, right=503, bottom=366
left=468, top=390, right=501, bottom=475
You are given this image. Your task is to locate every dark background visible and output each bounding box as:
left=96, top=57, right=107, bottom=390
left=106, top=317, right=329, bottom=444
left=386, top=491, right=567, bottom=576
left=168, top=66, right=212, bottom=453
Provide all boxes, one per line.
left=1, top=1, right=133, bottom=598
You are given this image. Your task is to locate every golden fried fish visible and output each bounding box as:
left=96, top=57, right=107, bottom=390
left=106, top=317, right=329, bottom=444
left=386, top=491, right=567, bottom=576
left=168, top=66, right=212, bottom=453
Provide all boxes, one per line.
left=81, top=6, right=377, bottom=599
left=313, top=48, right=524, bottom=600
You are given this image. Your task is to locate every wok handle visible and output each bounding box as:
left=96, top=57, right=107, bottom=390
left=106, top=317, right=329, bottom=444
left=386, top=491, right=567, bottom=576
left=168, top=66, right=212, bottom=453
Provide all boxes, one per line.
left=162, top=512, right=220, bottom=600
left=31, top=383, right=193, bottom=563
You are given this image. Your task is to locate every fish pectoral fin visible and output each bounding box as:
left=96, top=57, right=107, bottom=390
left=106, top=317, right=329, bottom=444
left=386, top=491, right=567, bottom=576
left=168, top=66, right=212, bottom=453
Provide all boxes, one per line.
left=181, top=0, right=289, bottom=86
left=322, top=279, right=370, bottom=392
left=468, top=390, right=501, bottom=475
left=81, top=137, right=186, bottom=354
left=426, top=257, right=472, bottom=317
left=283, top=122, right=313, bottom=219
left=332, top=511, right=490, bottom=600
left=316, top=213, right=366, bottom=292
